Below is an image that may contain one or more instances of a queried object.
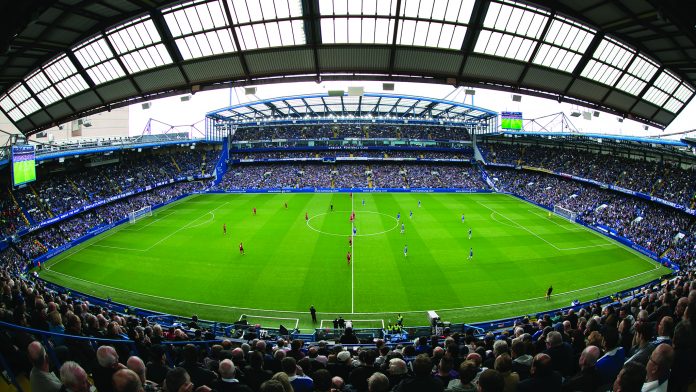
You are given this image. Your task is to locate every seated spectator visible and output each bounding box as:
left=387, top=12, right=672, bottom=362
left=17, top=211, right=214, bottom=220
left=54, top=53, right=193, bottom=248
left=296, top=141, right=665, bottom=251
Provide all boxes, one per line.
left=28, top=341, right=62, bottom=392
left=476, top=369, right=504, bottom=392
left=642, top=344, right=674, bottom=392
left=516, top=354, right=561, bottom=392
left=367, top=372, right=389, bottom=392
left=146, top=345, right=171, bottom=385
left=561, top=345, right=601, bottom=392
left=113, top=369, right=145, bottom=392
left=59, top=361, right=91, bottom=392
left=543, top=330, right=574, bottom=377
left=281, top=357, right=313, bottom=392
left=595, top=328, right=625, bottom=385
left=393, top=354, right=443, bottom=392
left=178, top=344, right=217, bottom=389
left=612, top=362, right=646, bottom=392
left=213, top=359, right=252, bottom=392
left=493, top=354, right=517, bottom=392
left=445, top=360, right=477, bottom=392
left=94, top=346, right=127, bottom=392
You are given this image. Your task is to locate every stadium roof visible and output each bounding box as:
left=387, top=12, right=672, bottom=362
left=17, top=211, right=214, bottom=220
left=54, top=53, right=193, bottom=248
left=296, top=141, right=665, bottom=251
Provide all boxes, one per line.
left=1, top=0, right=696, bottom=135
left=207, top=92, right=497, bottom=126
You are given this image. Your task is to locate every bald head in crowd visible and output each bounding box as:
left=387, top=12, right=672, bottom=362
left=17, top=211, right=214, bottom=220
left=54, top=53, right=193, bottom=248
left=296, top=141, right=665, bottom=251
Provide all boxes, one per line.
left=126, top=356, right=147, bottom=386
left=60, top=361, right=91, bottom=392
left=579, top=346, right=600, bottom=370
left=113, top=369, right=144, bottom=392
left=218, top=359, right=236, bottom=380
left=646, top=344, right=674, bottom=383
left=97, top=345, right=120, bottom=368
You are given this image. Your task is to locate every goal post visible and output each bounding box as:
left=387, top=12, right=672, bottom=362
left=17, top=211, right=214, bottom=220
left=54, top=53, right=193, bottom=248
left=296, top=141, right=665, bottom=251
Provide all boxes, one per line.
left=129, top=206, right=152, bottom=224
left=553, top=205, right=577, bottom=222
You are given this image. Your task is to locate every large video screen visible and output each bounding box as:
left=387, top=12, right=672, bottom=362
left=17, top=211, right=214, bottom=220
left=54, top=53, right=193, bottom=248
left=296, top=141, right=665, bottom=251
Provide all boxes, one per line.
left=12, top=145, right=36, bottom=187
left=501, top=112, right=523, bottom=130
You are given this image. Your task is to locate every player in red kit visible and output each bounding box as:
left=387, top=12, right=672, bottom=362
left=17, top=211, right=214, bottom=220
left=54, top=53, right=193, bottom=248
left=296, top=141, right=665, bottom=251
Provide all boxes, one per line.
left=305, top=212, right=308, bottom=221
left=253, top=207, right=256, bottom=215
left=349, top=236, right=352, bottom=246
left=239, top=242, right=245, bottom=255
left=346, top=251, right=351, bottom=265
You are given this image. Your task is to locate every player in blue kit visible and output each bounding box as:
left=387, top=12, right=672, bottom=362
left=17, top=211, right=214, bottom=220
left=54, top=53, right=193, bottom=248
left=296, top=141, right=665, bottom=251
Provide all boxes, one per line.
left=403, top=244, right=408, bottom=257
left=468, top=247, right=473, bottom=260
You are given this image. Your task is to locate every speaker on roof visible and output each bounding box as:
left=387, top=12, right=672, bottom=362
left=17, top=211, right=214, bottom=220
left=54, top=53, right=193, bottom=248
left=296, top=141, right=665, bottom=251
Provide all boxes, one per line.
left=181, top=95, right=191, bottom=102
left=142, top=103, right=151, bottom=110
left=582, top=111, right=592, bottom=120
left=465, top=89, right=476, bottom=95
left=511, top=94, right=521, bottom=102
left=244, top=87, right=257, bottom=95
left=593, top=111, right=599, bottom=117
left=348, top=86, right=364, bottom=96
left=383, top=83, right=395, bottom=91
left=328, top=90, right=344, bottom=96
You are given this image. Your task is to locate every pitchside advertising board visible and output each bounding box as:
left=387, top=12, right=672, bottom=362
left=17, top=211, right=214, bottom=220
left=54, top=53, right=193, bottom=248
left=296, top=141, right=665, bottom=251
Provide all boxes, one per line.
left=501, top=112, right=523, bottom=130
left=11, top=144, right=36, bottom=187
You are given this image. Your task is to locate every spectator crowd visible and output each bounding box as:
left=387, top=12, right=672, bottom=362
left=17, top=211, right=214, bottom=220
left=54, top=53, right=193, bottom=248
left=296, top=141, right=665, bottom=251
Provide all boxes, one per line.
left=483, top=143, right=696, bottom=209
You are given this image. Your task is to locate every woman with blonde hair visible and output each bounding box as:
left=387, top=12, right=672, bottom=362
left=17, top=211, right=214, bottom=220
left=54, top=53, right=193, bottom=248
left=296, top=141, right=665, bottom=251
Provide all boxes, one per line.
left=270, top=372, right=294, bottom=392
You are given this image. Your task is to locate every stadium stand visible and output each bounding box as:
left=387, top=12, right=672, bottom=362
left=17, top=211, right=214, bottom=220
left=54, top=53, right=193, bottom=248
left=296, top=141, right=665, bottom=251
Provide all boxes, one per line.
left=482, top=142, right=696, bottom=209
left=0, top=139, right=694, bottom=392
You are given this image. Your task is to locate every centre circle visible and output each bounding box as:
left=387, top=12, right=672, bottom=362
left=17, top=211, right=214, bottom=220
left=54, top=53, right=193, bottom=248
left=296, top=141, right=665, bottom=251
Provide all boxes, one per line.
left=306, top=210, right=400, bottom=237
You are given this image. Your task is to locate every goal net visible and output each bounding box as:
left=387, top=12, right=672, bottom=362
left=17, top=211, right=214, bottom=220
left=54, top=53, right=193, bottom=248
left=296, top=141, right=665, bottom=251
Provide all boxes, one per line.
left=129, top=206, right=152, bottom=224
left=553, top=205, right=577, bottom=222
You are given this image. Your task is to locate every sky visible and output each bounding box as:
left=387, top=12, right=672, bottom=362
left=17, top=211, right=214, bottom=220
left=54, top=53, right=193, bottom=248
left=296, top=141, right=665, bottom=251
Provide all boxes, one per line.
left=129, top=80, right=696, bottom=140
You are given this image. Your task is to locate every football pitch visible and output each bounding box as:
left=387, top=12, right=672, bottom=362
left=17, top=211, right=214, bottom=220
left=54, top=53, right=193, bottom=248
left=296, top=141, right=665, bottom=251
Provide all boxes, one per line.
left=41, top=193, right=669, bottom=330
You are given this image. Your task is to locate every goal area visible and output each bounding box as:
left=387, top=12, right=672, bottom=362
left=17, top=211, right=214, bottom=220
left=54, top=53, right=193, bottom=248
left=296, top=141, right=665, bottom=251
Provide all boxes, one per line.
left=553, top=205, right=577, bottom=222
left=129, top=206, right=152, bottom=223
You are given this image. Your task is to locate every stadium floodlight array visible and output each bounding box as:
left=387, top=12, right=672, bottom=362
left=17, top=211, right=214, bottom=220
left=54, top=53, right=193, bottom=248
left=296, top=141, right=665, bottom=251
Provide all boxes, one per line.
left=129, top=205, right=153, bottom=224
left=553, top=205, right=577, bottom=222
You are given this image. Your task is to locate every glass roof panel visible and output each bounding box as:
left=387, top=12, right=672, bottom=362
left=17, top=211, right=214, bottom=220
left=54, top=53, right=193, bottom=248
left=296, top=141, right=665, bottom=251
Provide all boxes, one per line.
left=643, top=86, right=669, bottom=107
left=121, top=45, right=172, bottom=73
left=581, top=59, right=621, bottom=86
left=9, top=85, right=31, bottom=104
left=55, top=74, right=89, bottom=97
left=25, top=71, right=51, bottom=93
left=0, top=95, right=14, bottom=112
left=85, top=59, right=126, bottom=85
left=164, top=1, right=229, bottom=37
left=663, top=97, right=682, bottom=113
left=486, top=0, right=550, bottom=38
left=673, top=84, right=694, bottom=103
left=36, top=88, right=62, bottom=106
left=74, top=37, right=114, bottom=68
left=360, top=104, right=376, bottom=112
left=627, top=55, right=657, bottom=82
left=7, top=108, right=23, bottom=121
left=108, top=18, right=161, bottom=53
left=19, top=98, right=40, bottom=115
left=594, top=37, right=633, bottom=69
left=652, top=70, right=680, bottom=94
left=533, top=44, right=580, bottom=72
left=615, top=74, right=646, bottom=96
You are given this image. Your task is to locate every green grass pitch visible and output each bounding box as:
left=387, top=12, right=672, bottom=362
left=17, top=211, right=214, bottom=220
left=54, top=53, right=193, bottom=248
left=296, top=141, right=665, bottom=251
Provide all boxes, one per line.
left=41, top=193, right=669, bottom=331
